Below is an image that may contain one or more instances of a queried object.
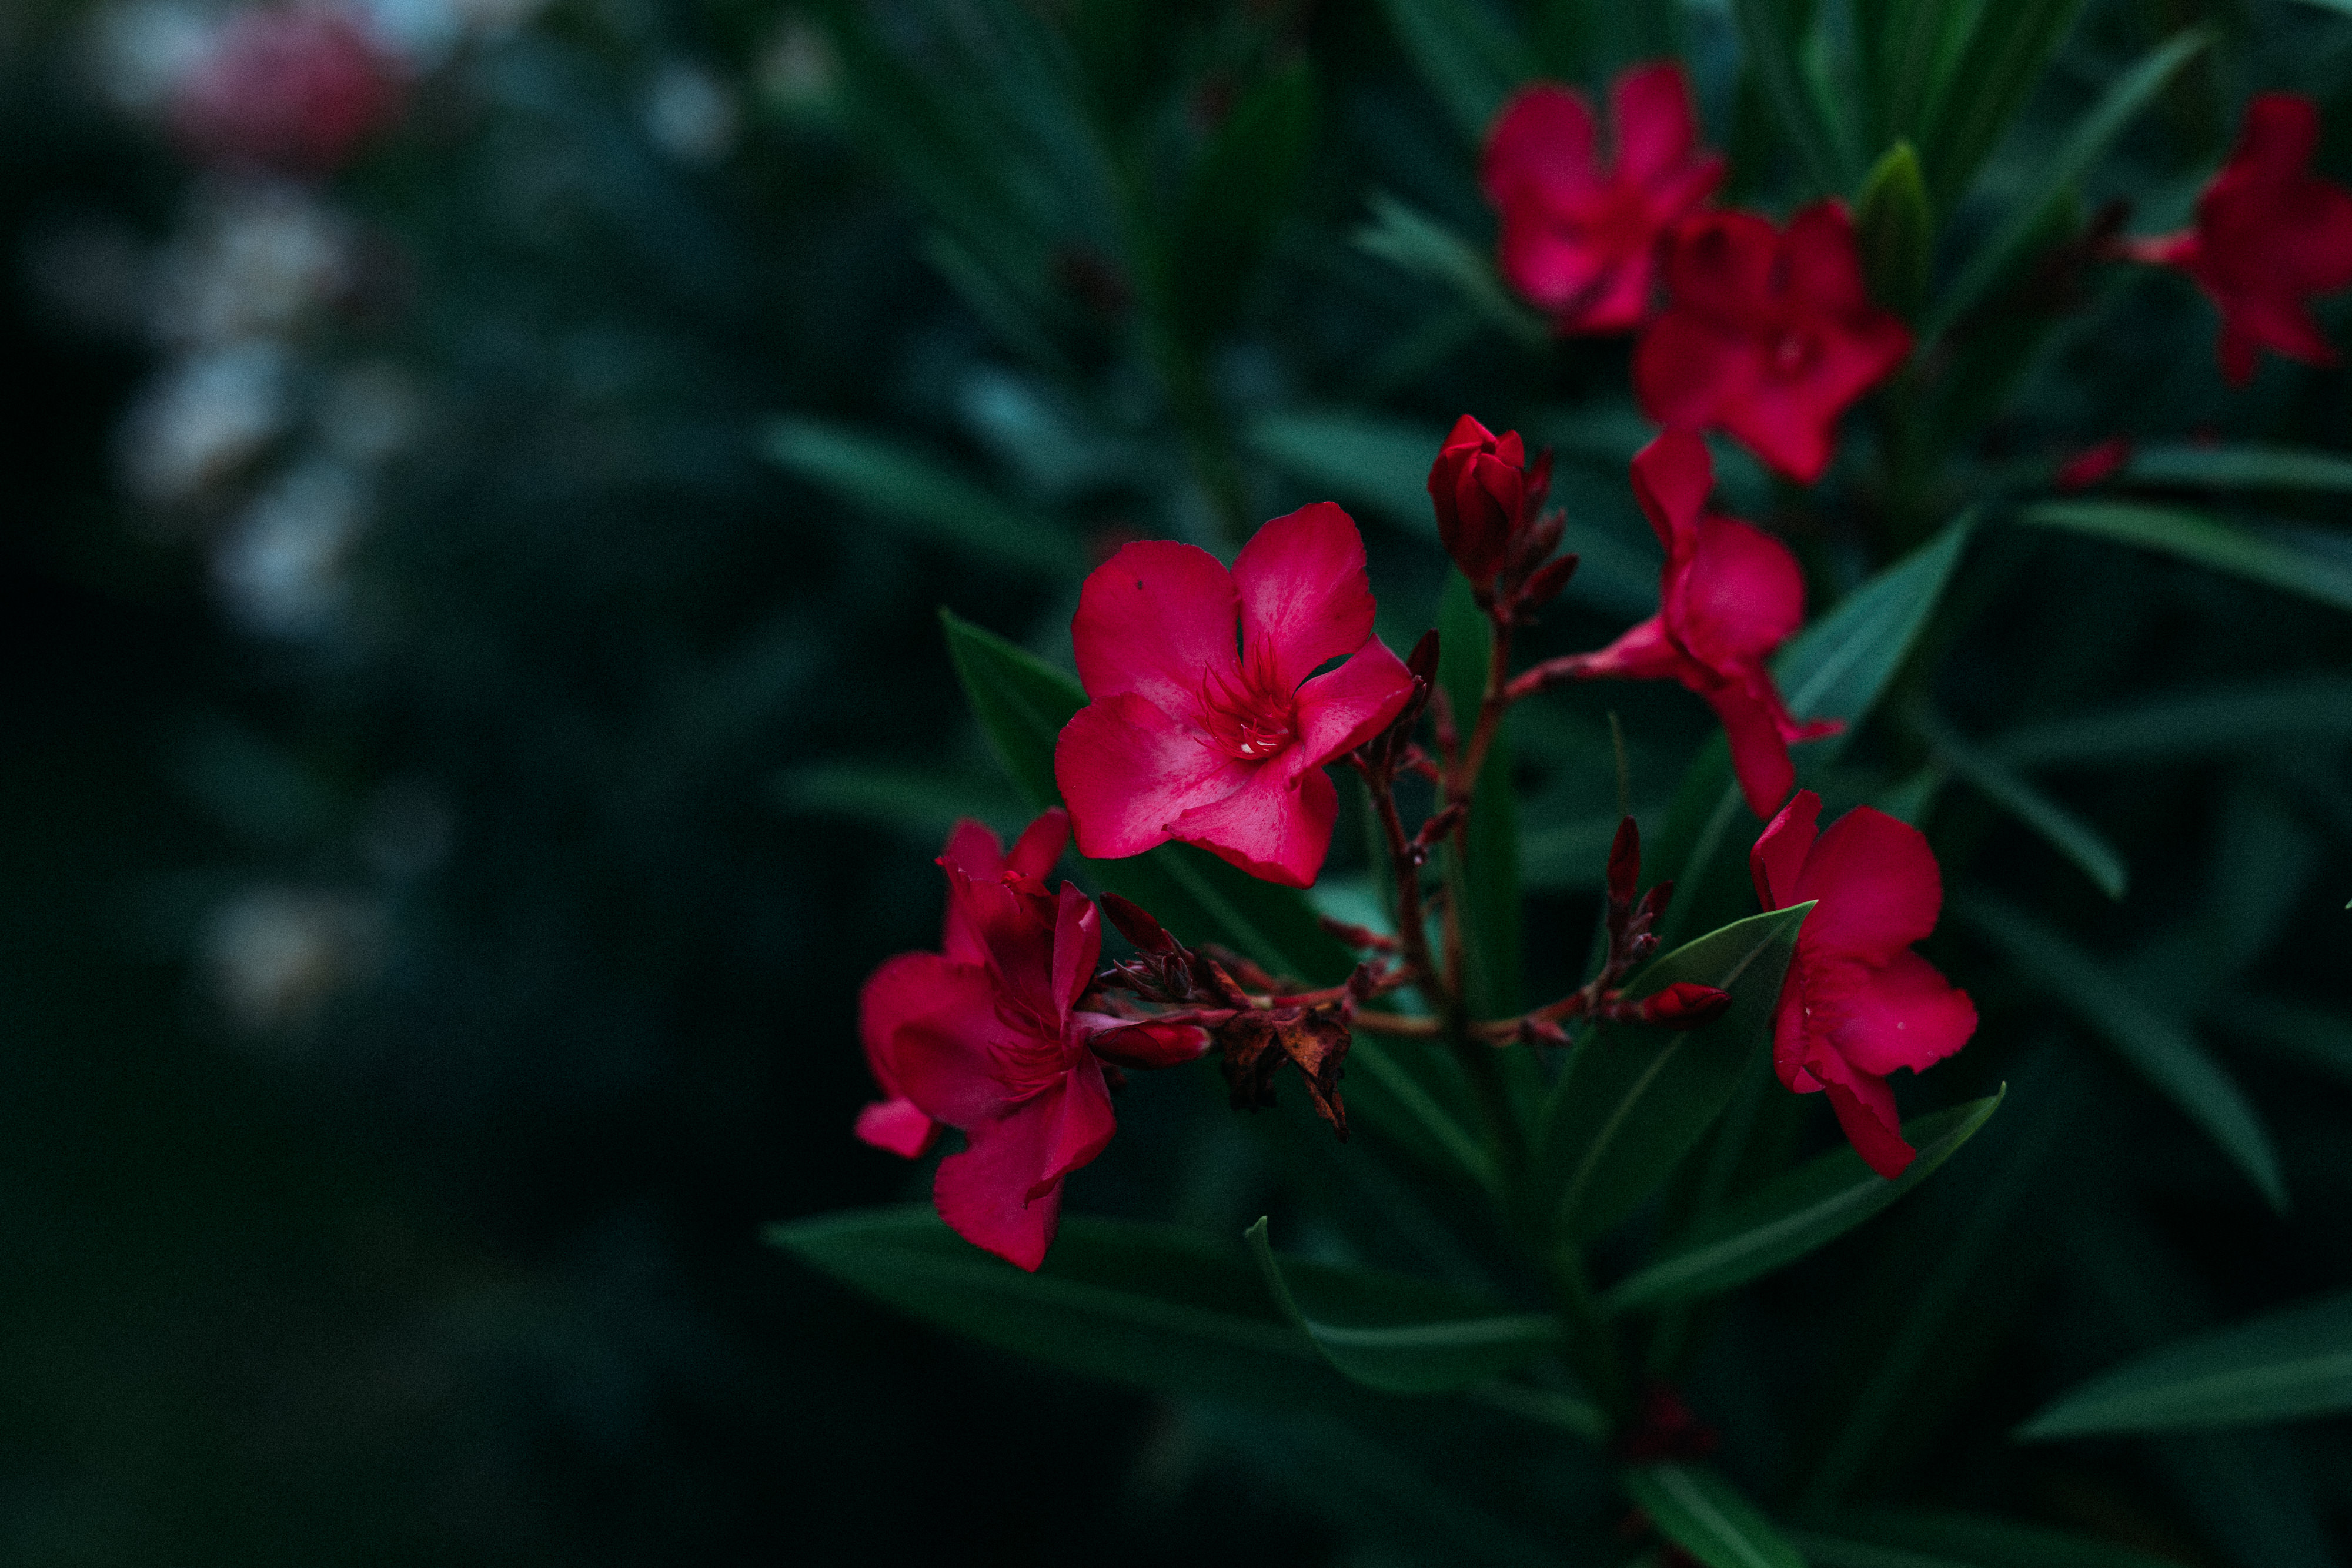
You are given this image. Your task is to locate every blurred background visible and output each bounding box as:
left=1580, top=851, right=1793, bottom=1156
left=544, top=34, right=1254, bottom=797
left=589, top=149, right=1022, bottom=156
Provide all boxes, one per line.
left=4, top=0, right=2351, bottom=1562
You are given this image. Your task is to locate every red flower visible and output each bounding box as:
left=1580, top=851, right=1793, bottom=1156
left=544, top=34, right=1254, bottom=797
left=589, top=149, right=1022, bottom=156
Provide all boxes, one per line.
left=2055, top=437, right=2133, bottom=492
left=1512, top=431, right=1836, bottom=818
left=1054, top=503, right=1417, bottom=888
left=172, top=6, right=404, bottom=176
left=857, top=835, right=1205, bottom=1269
left=1482, top=64, right=1725, bottom=334
left=855, top=810, right=1069, bottom=1159
left=1634, top=203, right=1912, bottom=484
left=1750, top=790, right=1976, bottom=1179
left=1428, top=414, right=1529, bottom=584
left=2120, top=93, right=2352, bottom=386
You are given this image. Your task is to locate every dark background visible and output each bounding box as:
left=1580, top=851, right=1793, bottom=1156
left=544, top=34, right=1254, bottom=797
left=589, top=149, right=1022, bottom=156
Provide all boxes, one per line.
left=4, top=0, right=2351, bottom=1563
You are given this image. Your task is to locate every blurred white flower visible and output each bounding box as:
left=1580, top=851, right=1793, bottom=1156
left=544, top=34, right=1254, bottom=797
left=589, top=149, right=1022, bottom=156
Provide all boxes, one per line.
left=205, top=885, right=383, bottom=1034
left=212, top=459, right=369, bottom=637
left=120, top=340, right=293, bottom=503
left=152, top=179, right=353, bottom=347
left=643, top=61, right=738, bottom=165
left=86, top=0, right=218, bottom=116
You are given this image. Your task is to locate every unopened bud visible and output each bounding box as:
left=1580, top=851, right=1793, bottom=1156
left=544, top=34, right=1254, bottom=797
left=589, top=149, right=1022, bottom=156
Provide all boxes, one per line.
left=1639, top=982, right=1732, bottom=1028
left=1100, top=892, right=1178, bottom=954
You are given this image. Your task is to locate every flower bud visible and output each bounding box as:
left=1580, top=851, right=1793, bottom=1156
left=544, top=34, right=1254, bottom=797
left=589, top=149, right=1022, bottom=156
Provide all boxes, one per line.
left=1427, top=414, right=1526, bottom=584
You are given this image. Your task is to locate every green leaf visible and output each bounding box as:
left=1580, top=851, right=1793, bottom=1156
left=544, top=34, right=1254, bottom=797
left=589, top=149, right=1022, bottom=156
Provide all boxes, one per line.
left=1603, top=1089, right=2004, bottom=1315
left=1778, top=517, right=1974, bottom=746
left=1913, top=710, right=2126, bottom=898
left=2203, top=993, right=2352, bottom=1082
left=1244, top=1217, right=1562, bottom=1395
left=1853, top=141, right=1933, bottom=318
left=1859, top=0, right=1979, bottom=153
left=770, top=761, right=1024, bottom=842
left=939, top=611, right=1355, bottom=981
left=771, top=1207, right=1345, bottom=1406
left=1733, top=0, right=1855, bottom=195
left=1439, top=576, right=1521, bottom=1019
left=2126, top=443, right=2352, bottom=492
left=1357, top=192, right=1549, bottom=347
left=1789, top=1506, right=2193, bottom=1568
left=1921, top=28, right=2207, bottom=340
left=2018, top=500, right=2352, bottom=616
left=1246, top=410, right=1447, bottom=532
left=1163, top=61, right=1319, bottom=349
left=1532, top=905, right=1812, bottom=1243
left=1344, top=1032, right=1506, bottom=1196
left=1916, top=0, right=2093, bottom=211
left=1950, top=891, right=2285, bottom=1211
left=1622, top=1463, right=1809, bottom=1568
left=764, top=417, right=1083, bottom=576
left=1989, top=675, right=2352, bottom=767
left=2021, top=1288, right=2352, bottom=1438
left=1374, top=0, right=1532, bottom=146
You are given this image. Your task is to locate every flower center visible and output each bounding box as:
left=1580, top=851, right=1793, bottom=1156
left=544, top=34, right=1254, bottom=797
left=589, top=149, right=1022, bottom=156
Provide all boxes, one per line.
left=993, top=999, right=1077, bottom=1096
left=1198, top=661, right=1299, bottom=761
left=1769, top=327, right=1818, bottom=377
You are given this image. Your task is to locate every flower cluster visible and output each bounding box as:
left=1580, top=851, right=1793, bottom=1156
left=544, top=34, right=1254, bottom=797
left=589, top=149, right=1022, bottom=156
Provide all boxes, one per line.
left=1482, top=63, right=1912, bottom=484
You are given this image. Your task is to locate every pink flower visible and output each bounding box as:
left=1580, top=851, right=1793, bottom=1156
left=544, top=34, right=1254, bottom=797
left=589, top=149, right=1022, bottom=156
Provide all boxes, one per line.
left=2120, top=93, right=2352, bottom=385
left=1634, top=203, right=1913, bottom=484
left=857, top=834, right=1205, bottom=1269
left=171, top=6, right=403, bottom=176
left=855, top=810, right=1070, bottom=1159
left=2055, top=437, right=2133, bottom=492
left=1054, top=503, right=1418, bottom=888
left=1512, top=430, right=1836, bottom=819
left=1482, top=64, right=1725, bottom=334
left=1750, top=790, right=1977, bottom=1179
left=1428, top=414, right=1532, bottom=585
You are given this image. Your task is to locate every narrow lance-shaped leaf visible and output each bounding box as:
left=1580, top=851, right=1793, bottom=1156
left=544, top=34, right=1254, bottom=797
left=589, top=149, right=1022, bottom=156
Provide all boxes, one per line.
left=1374, top=0, right=1533, bottom=146
left=1531, top=904, right=1812, bottom=1244
left=1913, top=710, right=2127, bottom=898
left=2020, top=1288, right=2352, bottom=1439
left=1604, top=1089, right=2005, bottom=1315
left=1356, top=192, right=1550, bottom=347
left=771, top=1208, right=1349, bottom=1408
left=1988, top=674, right=2352, bottom=767
left=1247, top=410, right=1453, bottom=532
left=1622, top=1463, right=1809, bottom=1568
left=940, top=611, right=1355, bottom=981
left=765, top=417, right=1083, bottom=576
left=1916, top=0, right=2092, bottom=211
left=1244, top=1218, right=1562, bottom=1395
left=1923, top=28, right=2209, bottom=340
left=1733, top=0, right=1855, bottom=195
left=2124, top=443, right=2352, bottom=492
left=1789, top=1506, right=2196, bottom=1568
left=2019, top=500, right=2352, bottom=616
left=1951, top=890, right=2286, bottom=1211
left=1853, top=141, right=1933, bottom=319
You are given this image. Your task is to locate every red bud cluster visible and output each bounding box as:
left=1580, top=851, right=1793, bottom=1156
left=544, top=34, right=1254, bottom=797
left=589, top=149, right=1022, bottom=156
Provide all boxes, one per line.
left=1427, top=416, right=1578, bottom=620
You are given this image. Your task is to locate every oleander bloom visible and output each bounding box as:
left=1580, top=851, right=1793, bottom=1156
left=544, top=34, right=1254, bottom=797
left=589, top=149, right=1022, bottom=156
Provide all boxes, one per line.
left=1054, top=503, right=1417, bottom=888
left=858, top=843, right=1205, bottom=1269
left=171, top=5, right=405, bottom=176
left=1634, top=202, right=1912, bottom=484
left=1428, top=414, right=1531, bottom=585
left=1530, top=430, right=1836, bottom=818
left=1751, top=791, right=1977, bottom=1179
left=2119, top=93, right=2352, bottom=385
left=1482, top=63, right=1725, bottom=334
left=855, top=810, right=1069, bottom=1159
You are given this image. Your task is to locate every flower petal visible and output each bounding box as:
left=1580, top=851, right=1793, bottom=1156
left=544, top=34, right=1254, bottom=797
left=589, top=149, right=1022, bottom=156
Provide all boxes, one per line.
left=1636, top=309, right=1763, bottom=432
left=1660, top=209, right=1782, bottom=323
left=1705, top=677, right=1799, bottom=820
left=1793, top=803, right=1943, bottom=957
left=1750, top=788, right=1820, bottom=912
left=1037, top=1055, right=1117, bottom=1193
left=1821, top=1071, right=1915, bottom=1179
left=1055, top=691, right=1250, bottom=861
left=1292, top=637, right=1416, bottom=767
left=1004, top=807, right=1071, bottom=881
left=887, top=957, right=1029, bottom=1129
left=933, top=1094, right=1065, bottom=1271
left=1610, top=60, right=1700, bottom=185
left=1073, top=540, right=1240, bottom=714
left=1050, top=881, right=1101, bottom=1019
left=1232, top=502, right=1379, bottom=693
left=940, top=820, right=1005, bottom=962
left=1672, top=514, right=1806, bottom=669
left=1563, top=615, right=1689, bottom=683
left=1077, top=1013, right=1212, bottom=1069
left=855, top=1096, right=939, bottom=1159
left=1482, top=83, right=1598, bottom=208
left=1829, top=948, right=1977, bottom=1077
left=1782, top=200, right=1872, bottom=313
left=1629, top=429, right=1713, bottom=559
left=1170, top=757, right=1339, bottom=888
